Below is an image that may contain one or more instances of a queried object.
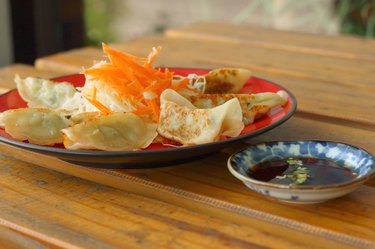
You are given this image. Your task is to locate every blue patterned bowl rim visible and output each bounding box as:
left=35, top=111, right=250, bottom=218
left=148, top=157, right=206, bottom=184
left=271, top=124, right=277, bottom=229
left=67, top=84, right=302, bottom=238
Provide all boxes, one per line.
left=227, top=140, right=375, bottom=190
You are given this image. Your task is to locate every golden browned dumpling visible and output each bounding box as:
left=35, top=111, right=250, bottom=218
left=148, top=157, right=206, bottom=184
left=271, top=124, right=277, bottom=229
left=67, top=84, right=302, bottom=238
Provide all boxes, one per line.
left=62, top=113, right=158, bottom=151
left=204, top=68, right=251, bottom=93
left=157, top=89, right=244, bottom=145
left=188, top=90, right=288, bottom=124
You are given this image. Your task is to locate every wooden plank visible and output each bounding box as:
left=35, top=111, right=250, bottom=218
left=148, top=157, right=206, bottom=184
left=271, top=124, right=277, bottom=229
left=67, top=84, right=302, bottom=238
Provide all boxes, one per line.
left=0, top=226, right=54, bottom=249
left=33, top=34, right=375, bottom=93
left=0, top=154, right=361, bottom=249
left=34, top=47, right=102, bottom=74
left=251, top=73, right=375, bottom=126
left=0, top=146, right=371, bottom=249
left=0, top=64, right=62, bottom=93
left=110, top=36, right=375, bottom=90
left=0, top=114, right=374, bottom=247
left=165, top=22, right=375, bottom=61
left=34, top=35, right=375, bottom=91
left=1, top=27, right=374, bottom=248
left=110, top=37, right=375, bottom=125
left=32, top=35, right=375, bottom=126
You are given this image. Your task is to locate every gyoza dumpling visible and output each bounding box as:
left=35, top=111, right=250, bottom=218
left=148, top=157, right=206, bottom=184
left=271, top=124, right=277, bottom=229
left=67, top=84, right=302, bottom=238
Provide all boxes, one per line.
left=0, top=108, right=72, bottom=145
left=204, top=68, right=251, bottom=93
left=62, top=113, right=158, bottom=151
left=15, top=75, right=98, bottom=115
left=188, top=91, right=288, bottom=124
left=69, top=112, right=102, bottom=124
left=157, top=89, right=244, bottom=145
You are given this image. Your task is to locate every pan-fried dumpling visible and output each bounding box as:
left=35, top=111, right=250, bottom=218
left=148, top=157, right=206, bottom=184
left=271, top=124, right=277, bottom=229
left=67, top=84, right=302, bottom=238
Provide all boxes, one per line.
left=62, top=113, right=158, bottom=151
left=69, top=112, right=102, bottom=124
left=188, top=90, right=288, bottom=124
left=0, top=108, right=72, bottom=145
left=204, top=68, right=251, bottom=93
left=157, top=89, right=244, bottom=145
left=15, top=75, right=98, bottom=115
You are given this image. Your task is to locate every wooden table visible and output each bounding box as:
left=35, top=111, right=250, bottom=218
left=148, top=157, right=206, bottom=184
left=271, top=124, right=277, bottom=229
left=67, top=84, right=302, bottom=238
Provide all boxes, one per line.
left=1, top=22, right=375, bottom=249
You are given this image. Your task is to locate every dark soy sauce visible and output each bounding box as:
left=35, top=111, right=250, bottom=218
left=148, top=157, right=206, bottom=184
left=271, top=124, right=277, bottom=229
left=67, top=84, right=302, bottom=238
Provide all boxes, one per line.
left=248, top=157, right=357, bottom=186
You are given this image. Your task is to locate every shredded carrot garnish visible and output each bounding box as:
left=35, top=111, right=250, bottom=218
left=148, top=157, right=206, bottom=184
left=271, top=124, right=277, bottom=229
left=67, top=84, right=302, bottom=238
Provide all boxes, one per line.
left=171, top=78, right=190, bottom=91
left=131, top=106, right=150, bottom=115
left=85, top=87, right=111, bottom=114
left=92, top=86, right=97, bottom=100
left=83, top=43, right=188, bottom=122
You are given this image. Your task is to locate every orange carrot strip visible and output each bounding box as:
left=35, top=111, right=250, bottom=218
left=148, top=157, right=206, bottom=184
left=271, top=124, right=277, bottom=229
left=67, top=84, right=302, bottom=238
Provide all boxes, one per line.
left=171, top=78, right=190, bottom=91
left=103, top=44, right=156, bottom=81
left=92, top=87, right=97, bottom=100
left=102, top=43, right=147, bottom=62
left=116, top=85, right=139, bottom=96
left=132, top=106, right=151, bottom=115
left=85, top=96, right=111, bottom=114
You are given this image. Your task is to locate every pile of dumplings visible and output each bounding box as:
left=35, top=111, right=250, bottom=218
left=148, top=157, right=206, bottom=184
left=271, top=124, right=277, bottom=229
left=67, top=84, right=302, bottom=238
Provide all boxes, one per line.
left=0, top=66, right=288, bottom=151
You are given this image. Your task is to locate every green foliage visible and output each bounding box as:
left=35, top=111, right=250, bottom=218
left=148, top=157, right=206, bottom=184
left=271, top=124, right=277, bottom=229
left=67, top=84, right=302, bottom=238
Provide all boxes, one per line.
left=84, top=0, right=122, bottom=46
left=335, top=0, right=375, bottom=37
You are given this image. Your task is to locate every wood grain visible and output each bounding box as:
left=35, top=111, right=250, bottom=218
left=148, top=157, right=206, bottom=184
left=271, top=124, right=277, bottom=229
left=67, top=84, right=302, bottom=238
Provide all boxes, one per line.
left=165, top=22, right=375, bottom=61
left=110, top=35, right=375, bottom=90
left=33, top=35, right=375, bottom=126
left=34, top=47, right=102, bottom=74
left=115, top=37, right=375, bottom=125
left=0, top=152, right=362, bottom=249
left=2, top=23, right=375, bottom=248
left=0, top=144, right=372, bottom=248
left=0, top=226, right=54, bottom=249
left=0, top=64, right=62, bottom=94
left=35, top=35, right=375, bottom=91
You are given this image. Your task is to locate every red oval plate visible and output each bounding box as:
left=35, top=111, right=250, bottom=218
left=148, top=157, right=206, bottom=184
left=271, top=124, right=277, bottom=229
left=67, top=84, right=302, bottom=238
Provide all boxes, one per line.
left=0, top=68, right=297, bottom=169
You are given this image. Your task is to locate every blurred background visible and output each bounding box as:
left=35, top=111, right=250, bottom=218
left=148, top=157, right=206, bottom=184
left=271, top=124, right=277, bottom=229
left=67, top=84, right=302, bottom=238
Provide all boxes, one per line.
left=1, top=0, right=374, bottom=67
